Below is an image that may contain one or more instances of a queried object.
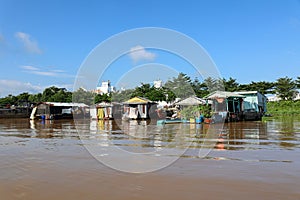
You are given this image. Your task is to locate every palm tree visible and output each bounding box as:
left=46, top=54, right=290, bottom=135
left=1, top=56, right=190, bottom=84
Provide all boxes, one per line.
left=247, top=81, right=275, bottom=94
left=222, top=77, right=239, bottom=92
left=275, top=76, right=297, bottom=100
left=164, top=73, right=194, bottom=99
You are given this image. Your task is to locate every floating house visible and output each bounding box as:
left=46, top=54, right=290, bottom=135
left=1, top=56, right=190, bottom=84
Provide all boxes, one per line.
left=96, top=102, right=113, bottom=120
left=89, top=102, right=123, bottom=120
left=123, top=97, right=157, bottom=119
left=174, top=96, right=209, bottom=123
left=89, top=105, right=98, bottom=120
left=30, top=102, right=89, bottom=120
left=205, top=91, right=245, bottom=122
left=235, top=91, right=267, bottom=120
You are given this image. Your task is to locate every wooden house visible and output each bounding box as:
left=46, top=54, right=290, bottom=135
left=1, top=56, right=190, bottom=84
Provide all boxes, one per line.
left=205, top=91, right=245, bottom=122
left=96, top=102, right=113, bottom=120
left=235, top=91, right=267, bottom=120
left=123, top=97, right=157, bottom=119
left=30, top=102, right=89, bottom=120
left=90, top=102, right=123, bottom=120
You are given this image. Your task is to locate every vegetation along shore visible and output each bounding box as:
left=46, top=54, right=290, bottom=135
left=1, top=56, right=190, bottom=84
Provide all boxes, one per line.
left=1, top=74, right=299, bottom=117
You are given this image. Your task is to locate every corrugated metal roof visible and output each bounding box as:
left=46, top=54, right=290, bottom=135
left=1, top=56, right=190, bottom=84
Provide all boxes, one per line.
left=175, top=96, right=207, bottom=106
left=96, top=102, right=112, bottom=107
left=235, top=91, right=259, bottom=95
left=235, top=91, right=266, bottom=97
left=43, top=102, right=89, bottom=107
left=205, top=91, right=245, bottom=99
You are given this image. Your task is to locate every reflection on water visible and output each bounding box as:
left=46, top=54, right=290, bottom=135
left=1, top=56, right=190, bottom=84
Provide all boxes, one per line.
left=0, top=118, right=300, bottom=199
left=0, top=117, right=299, bottom=152
left=0, top=117, right=300, bottom=165
left=218, top=121, right=268, bottom=150
left=267, top=117, right=300, bottom=149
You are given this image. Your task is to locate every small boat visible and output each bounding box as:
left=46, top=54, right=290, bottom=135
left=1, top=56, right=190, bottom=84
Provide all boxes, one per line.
left=157, top=118, right=186, bottom=125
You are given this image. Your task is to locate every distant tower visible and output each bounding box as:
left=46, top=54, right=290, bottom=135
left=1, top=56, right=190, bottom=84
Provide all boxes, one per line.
left=154, top=79, right=163, bottom=89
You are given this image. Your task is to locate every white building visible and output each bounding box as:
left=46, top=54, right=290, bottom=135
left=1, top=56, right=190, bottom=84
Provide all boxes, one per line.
left=154, top=80, right=163, bottom=88
left=94, top=81, right=115, bottom=95
left=267, top=91, right=300, bottom=101
left=294, top=92, right=300, bottom=100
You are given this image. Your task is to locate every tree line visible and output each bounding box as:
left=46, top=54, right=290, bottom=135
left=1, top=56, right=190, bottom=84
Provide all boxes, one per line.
left=112, top=74, right=300, bottom=102
left=1, top=74, right=299, bottom=107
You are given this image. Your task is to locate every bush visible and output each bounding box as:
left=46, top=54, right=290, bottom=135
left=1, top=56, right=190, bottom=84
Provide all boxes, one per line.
left=267, top=100, right=300, bottom=116
left=180, top=105, right=211, bottom=119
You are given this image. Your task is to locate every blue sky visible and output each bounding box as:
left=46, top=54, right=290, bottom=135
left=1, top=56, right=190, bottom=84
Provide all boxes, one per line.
left=0, top=0, right=300, bottom=96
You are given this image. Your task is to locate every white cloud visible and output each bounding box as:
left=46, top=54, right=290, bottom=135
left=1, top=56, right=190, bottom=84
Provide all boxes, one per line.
left=128, top=45, right=156, bottom=63
left=0, top=80, right=43, bottom=97
left=15, top=32, right=42, bottom=54
left=0, top=80, right=74, bottom=97
left=30, top=71, right=57, bottom=76
left=20, top=65, right=65, bottom=77
left=20, top=65, right=39, bottom=71
left=50, top=69, right=65, bottom=73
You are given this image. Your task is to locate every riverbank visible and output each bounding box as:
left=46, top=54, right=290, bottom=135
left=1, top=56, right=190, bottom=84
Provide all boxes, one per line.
left=266, top=100, right=300, bottom=116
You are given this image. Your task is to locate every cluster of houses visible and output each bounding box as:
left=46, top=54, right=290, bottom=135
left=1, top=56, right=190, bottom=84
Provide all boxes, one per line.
left=30, top=90, right=268, bottom=123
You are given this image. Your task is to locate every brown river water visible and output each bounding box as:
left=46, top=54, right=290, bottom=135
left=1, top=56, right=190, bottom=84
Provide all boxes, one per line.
left=0, top=118, right=299, bottom=200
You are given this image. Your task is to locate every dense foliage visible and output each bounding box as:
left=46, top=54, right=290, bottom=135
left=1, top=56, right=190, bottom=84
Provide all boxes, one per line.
left=274, top=77, right=297, bottom=100
left=180, top=105, right=212, bottom=119
left=0, top=74, right=299, bottom=108
left=267, top=100, right=300, bottom=116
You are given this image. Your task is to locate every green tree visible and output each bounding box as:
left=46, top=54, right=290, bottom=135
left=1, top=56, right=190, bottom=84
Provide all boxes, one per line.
left=162, top=88, right=176, bottom=102
left=28, top=93, right=42, bottom=103
left=72, top=87, right=94, bottom=105
left=238, top=84, right=251, bottom=91
left=295, top=76, right=300, bottom=89
left=191, top=78, right=209, bottom=98
left=94, top=93, right=111, bottom=103
left=41, top=86, right=72, bottom=102
left=0, top=94, right=17, bottom=107
left=164, top=73, right=194, bottom=99
left=203, top=77, right=224, bottom=93
left=15, top=92, right=31, bottom=106
left=145, top=88, right=166, bottom=101
left=111, top=89, right=134, bottom=102
left=247, top=81, right=275, bottom=94
left=51, top=89, right=72, bottom=102
left=41, top=86, right=62, bottom=101
left=275, top=77, right=297, bottom=100
left=16, top=92, right=30, bottom=102
left=64, top=91, right=73, bottom=102
left=222, top=77, right=239, bottom=92
left=130, top=83, right=153, bottom=98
